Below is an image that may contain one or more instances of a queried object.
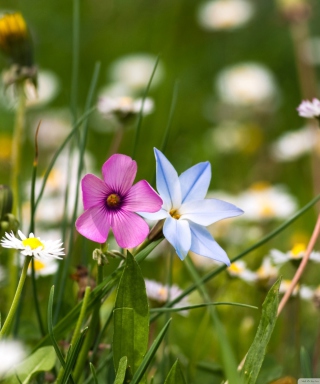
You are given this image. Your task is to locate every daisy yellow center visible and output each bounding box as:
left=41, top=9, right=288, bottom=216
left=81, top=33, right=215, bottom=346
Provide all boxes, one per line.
left=158, top=287, right=168, bottom=301
left=30, top=259, right=45, bottom=272
left=228, top=263, right=243, bottom=274
left=106, top=193, right=121, bottom=208
left=260, top=203, right=275, bottom=217
left=290, top=243, right=306, bottom=259
left=169, top=209, right=181, bottom=220
left=22, top=237, right=44, bottom=250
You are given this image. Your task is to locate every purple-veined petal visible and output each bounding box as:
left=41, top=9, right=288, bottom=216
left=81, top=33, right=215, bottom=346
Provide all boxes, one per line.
left=179, top=162, right=211, bottom=204
left=111, top=210, right=149, bottom=248
left=154, top=148, right=181, bottom=211
left=75, top=205, right=111, bottom=243
left=102, top=154, right=137, bottom=195
left=179, top=198, right=243, bottom=226
left=189, top=222, right=230, bottom=265
left=138, top=209, right=169, bottom=221
left=123, top=180, right=163, bottom=212
left=163, top=216, right=191, bottom=260
left=81, top=174, right=111, bottom=210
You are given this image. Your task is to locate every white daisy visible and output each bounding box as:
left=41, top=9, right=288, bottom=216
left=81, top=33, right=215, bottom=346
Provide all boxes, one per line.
left=227, top=260, right=257, bottom=282
left=145, top=279, right=190, bottom=316
left=270, top=244, right=320, bottom=265
left=0, top=340, right=26, bottom=376
left=97, top=95, right=154, bottom=118
left=1, top=230, right=64, bottom=260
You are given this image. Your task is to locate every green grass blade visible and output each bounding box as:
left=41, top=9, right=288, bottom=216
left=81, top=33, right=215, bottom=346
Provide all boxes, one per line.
left=150, top=302, right=258, bottom=313
left=241, top=278, right=281, bottom=384
left=164, top=360, right=186, bottom=384
left=131, top=55, right=160, bottom=160
left=114, top=356, right=128, bottom=384
left=89, top=363, right=99, bottom=384
left=300, top=346, right=312, bottom=378
left=130, top=318, right=172, bottom=384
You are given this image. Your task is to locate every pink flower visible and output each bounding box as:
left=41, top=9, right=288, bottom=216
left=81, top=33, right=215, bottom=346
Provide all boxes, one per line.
left=75, top=154, right=163, bottom=248
left=297, top=98, right=320, bottom=118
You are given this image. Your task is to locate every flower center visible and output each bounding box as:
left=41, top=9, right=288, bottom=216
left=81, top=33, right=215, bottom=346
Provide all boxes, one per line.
left=106, top=193, right=121, bottom=208
left=30, top=259, right=45, bottom=272
left=22, top=237, right=44, bottom=250
left=169, top=209, right=181, bottom=220
left=290, top=243, right=306, bottom=259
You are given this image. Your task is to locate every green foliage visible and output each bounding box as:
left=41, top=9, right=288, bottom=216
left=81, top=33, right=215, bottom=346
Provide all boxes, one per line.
left=114, top=356, right=128, bottom=384
left=3, top=346, right=56, bottom=384
left=113, top=252, right=149, bottom=379
left=164, top=360, right=186, bottom=384
left=300, top=346, right=312, bottom=378
left=241, top=278, right=281, bottom=384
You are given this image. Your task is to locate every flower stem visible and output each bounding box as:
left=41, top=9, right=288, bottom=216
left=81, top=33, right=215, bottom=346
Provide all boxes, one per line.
left=0, top=256, right=31, bottom=338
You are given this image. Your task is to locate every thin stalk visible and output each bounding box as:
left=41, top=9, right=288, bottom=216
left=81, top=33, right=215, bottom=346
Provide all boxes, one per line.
left=72, top=259, right=104, bottom=381
left=56, top=286, right=91, bottom=383
left=71, top=0, right=80, bottom=123
left=8, top=84, right=26, bottom=309
left=0, top=256, right=31, bottom=338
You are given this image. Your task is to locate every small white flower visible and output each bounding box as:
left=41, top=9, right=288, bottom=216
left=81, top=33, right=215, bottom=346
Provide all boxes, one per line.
left=227, top=260, right=257, bottom=282
left=271, top=125, right=317, bottom=162
left=98, top=96, right=154, bottom=118
left=1, top=230, right=64, bottom=260
left=109, top=54, right=164, bottom=91
left=0, top=340, right=26, bottom=376
left=279, top=279, right=300, bottom=296
left=255, top=257, right=279, bottom=282
left=215, top=62, right=277, bottom=107
left=145, top=279, right=190, bottom=316
left=235, top=182, right=298, bottom=221
left=19, top=255, right=59, bottom=277
left=270, top=244, right=320, bottom=265
left=297, top=98, right=320, bottom=118
left=197, top=0, right=254, bottom=31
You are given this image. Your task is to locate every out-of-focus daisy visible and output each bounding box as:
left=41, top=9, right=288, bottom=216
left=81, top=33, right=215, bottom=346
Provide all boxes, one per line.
left=271, top=125, right=317, bottom=162
left=279, top=279, right=300, bottom=296
left=98, top=95, right=154, bottom=119
left=0, top=69, right=60, bottom=109
left=0, top=230, right=64, bottom=260
left=255, top=257, right=279, bottom=285
left=145, top=279, right=190, bottom=315
left=0, top=339, right=26, bottom=376
left=208, top=121, right=263, bottom=154
left=279, top=280, right=314, bottom=300
left=270, top=243, right=320, bottom=265
left=24, top=256, right=59, bottom=277
left=297, top=98, right=320, bottom=119
left=197, top=0, right=254, bottom=31
left=236, top=182, right=298, bottom=221
left=227, top=260, right=257, bottom=282
left=215, top=63, right=278, bottom=107
left=109, top=54, right=164, bottom=91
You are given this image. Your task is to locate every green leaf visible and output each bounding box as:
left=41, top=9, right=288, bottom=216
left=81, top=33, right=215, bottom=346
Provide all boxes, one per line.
left=150, top=302, right=258, bottom=313
left=114, top=356, right=128, bottom=384
left=300, top=346, right=312, bottom=378
left=89, top=363, right=99, bottom=384
left=4, top=346, right=56, bottom=384
left=113, top=252, right=149, bottom=378
left=164, top=360, right=186, bottom=384
left=130, top=318, right=172, bottom=384
left=241, top=278, right=281, bottom=384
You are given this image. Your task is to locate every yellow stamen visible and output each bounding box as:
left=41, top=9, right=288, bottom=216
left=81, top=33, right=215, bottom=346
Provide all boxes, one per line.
left=260, top=204, right=275, bottom=217
left=290, top=243, right=306, bottom=259
left=250, top=181, right=270, bottom=191
left=29, top=259, right=45, bottom=272
left=169, top=209, right=181, bottom=220
left=158, top=287, right=168, bottom=301
left=22, top=237, right=44, bottom=250
left=106, top=193, right=121, bottom=208
left=228, top=263, right=243, bottom=274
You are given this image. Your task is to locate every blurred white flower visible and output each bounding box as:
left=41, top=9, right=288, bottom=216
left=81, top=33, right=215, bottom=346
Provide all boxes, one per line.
left=279, top=280, right=314, bottom=300
left=270, top=243, right=320, bottom=265
left=98, top=95, right=154, bottom=118
left=0, top=340, right=26, bottom=375
left=145, top=279, right=190, bottom=316
left=236, top=182, right=298, bottom=221
left=215, top=63, right=278, bottom=106
left=28, top=110, right=72, bottom=150
left=297, top=98, right=320, bottom=119
left=0, top=70, right=60, bottom=110
left=109, top=54, right=164, bottom=91
left=302, top=37, right=320, bottom=66
left=208, top=121, right=263, bottom=154
left=271, top=125, right=317, bottom=162
left=26, top=256, right=59, bottom=277
left=279, top=279, right=300, bottom=296
left=227, top=260, right=257, bottom=282
left=197, top=0, right=254, bottom=31
left=255, top=257, right=279, bottom=282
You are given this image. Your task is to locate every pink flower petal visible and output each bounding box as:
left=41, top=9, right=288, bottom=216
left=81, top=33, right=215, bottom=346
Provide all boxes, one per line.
left=102, top=154, right=137, bottom=195
left=123, top=180, right=163, bottom=212
left=82, top=174, right=111, bottom=210
left=75, top=205, right=111, bottom=243
left=111, top=210, right=149, bottom=248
